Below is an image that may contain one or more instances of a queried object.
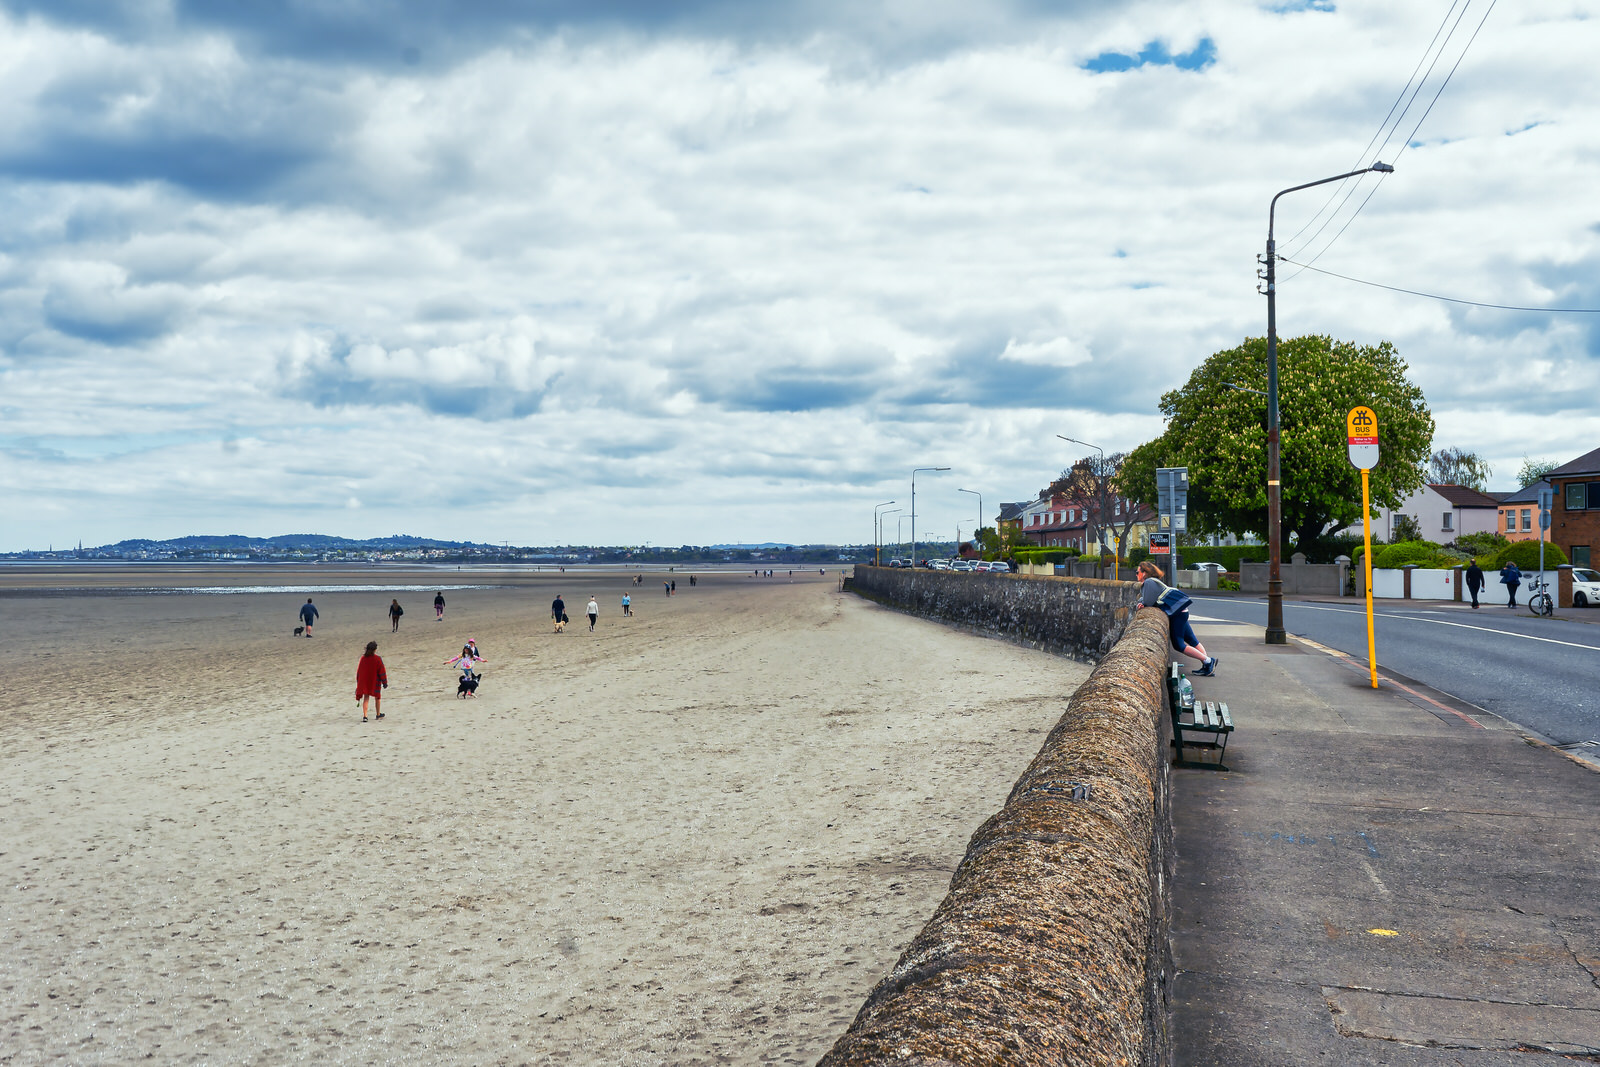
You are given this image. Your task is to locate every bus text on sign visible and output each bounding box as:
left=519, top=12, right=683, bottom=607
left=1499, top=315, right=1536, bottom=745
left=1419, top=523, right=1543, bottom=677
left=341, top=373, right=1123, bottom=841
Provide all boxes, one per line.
left=1346, top=406, right=1378, bottom=470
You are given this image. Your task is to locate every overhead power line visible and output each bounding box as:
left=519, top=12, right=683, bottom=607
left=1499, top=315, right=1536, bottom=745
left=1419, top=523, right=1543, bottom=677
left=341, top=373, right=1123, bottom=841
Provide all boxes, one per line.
left=1285, top=0, right=1501, bottom=276
left=1277, top=256, right=1600, bottom=313
left=1281, top=0, right=1469, bottom=255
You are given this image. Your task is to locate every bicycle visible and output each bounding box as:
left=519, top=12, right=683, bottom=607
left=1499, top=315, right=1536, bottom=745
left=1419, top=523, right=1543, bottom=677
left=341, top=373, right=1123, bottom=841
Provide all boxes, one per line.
left=1527, top=576, right=1554, bottom=617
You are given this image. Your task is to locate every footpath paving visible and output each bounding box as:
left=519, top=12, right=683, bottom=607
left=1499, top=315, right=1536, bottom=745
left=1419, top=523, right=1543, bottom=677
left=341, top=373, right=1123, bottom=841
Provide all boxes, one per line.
left=1168, top=610, right=1600, bottom=1063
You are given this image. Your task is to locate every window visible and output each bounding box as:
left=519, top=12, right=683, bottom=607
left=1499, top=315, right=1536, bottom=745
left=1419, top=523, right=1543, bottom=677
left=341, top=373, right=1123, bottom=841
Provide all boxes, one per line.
left=1590, top=483, right=1600, bottom=509
left=1505, top=510, right=1515, bottom=532
left=1569, top=482, right=1587, bottom=510
left=1521, top=509, right=1532, bottom=532
left=1442, top=512, right=1453, bottom=531
left=1575, top=546, right=1592, bottom=568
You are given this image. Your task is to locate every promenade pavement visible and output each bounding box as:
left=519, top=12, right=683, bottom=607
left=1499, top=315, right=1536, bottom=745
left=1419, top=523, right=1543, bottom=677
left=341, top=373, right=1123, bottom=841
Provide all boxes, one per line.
left=1169, top=610, right=1600, bottom=1063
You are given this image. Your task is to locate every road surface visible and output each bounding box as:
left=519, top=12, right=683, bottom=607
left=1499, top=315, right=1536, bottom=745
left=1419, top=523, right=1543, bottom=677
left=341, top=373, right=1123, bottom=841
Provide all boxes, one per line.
left=1189, top=594, right=1600, bottom=748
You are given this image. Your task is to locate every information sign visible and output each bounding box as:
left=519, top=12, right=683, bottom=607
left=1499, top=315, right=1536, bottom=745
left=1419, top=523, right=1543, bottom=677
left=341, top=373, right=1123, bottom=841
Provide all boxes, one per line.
left=1149, top=532, right=1171, bottom=555
left=1346, top=406, right=1379, bottom=470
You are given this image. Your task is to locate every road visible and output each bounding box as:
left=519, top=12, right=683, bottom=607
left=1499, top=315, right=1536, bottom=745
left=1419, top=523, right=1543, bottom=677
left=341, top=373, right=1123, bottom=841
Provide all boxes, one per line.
left=1189, top=594, right=1600, bottom=748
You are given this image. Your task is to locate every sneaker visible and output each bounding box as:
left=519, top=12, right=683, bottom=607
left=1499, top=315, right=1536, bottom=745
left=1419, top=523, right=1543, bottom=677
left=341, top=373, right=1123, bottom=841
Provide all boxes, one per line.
left=1194, top=657, right=1217, bottom=677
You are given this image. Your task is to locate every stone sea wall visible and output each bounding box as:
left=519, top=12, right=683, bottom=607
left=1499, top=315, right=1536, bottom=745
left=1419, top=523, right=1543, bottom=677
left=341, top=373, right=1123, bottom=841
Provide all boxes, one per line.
left=824, top=580, right=1174, bottom=1067
left=847, top=565, right=1138, bottom=663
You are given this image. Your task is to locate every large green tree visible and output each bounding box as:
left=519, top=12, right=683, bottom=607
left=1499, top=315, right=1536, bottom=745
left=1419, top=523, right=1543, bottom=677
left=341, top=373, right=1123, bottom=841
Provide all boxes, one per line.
left=1120, top=335, right=1434, bottom=553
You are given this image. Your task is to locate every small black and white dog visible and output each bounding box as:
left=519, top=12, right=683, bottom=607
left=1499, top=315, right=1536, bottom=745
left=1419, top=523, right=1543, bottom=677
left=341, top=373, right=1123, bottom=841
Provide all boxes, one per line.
left=456, top=670, right=480, bottom=698
left=293, top=626, right=305, bottom=637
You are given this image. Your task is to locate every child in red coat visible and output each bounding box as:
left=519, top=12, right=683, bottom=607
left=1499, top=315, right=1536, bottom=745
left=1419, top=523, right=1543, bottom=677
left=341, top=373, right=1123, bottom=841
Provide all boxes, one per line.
left=356, top=641, right=388, bottom=722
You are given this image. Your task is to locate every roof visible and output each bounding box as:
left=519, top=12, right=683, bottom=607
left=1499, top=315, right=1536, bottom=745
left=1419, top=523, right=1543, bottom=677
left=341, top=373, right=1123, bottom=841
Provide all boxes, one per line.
left=1497, top=480, right=1549, bottom=506
left=1546, top=446, right=1600, bottom=480
left=1428, top=484, right=1501, bottom=508
left=996, top=501, right=1029, bottom=522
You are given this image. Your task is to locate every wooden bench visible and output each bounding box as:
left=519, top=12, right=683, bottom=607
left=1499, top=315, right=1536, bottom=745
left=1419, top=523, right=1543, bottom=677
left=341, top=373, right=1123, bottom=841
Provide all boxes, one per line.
left=1166, top=662, right=1234, bottom=770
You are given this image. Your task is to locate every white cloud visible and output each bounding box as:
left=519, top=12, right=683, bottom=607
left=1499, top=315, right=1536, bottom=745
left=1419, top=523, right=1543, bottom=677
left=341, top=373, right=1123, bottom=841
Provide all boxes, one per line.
left=1, top=1, right=1599, bottom=549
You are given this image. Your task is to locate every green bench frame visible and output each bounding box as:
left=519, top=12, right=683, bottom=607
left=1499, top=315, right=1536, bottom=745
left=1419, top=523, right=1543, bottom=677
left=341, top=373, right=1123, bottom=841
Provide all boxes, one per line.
left=1167, top=662, right=1234, bottom=770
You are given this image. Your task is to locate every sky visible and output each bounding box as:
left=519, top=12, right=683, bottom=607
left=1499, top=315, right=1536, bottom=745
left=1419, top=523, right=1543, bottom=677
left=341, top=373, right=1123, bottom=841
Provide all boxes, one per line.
left=2, top=0, right=1598, bottom=551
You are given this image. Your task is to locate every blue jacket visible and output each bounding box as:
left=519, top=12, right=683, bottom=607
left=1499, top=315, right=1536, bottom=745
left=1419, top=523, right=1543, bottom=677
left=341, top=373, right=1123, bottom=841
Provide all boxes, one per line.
left=300, top=602, right=319, bottom=622
left=1499, top=563, right=1521, bottom=585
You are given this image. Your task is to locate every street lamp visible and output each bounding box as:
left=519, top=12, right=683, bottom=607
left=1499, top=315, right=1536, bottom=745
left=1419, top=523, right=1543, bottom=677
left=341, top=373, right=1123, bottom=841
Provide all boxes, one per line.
left=877, top=507, right=901, bottom=565
left=911, top=466, right=951, bottom=567
left=874, top=500, right=897, bottom=566
left=1262, top=161, right=1394, bottom=644
left=958, top=488, right=982, bottom=550
left=1058, top=435, right=1108, bottom=571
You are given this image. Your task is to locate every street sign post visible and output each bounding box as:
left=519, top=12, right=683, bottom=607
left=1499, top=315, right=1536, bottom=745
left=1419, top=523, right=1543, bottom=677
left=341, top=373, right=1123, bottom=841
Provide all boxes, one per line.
left=1537, top=486, right=1553, bottom=592
left=1347, top=406, right=1379, bottom=688
left=1156, top=467, right=1188, bottom=577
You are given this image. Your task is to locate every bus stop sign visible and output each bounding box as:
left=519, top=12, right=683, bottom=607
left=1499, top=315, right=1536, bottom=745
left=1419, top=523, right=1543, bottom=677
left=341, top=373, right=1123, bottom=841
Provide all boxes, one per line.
left=1347, top=406, right=1379, bottom=470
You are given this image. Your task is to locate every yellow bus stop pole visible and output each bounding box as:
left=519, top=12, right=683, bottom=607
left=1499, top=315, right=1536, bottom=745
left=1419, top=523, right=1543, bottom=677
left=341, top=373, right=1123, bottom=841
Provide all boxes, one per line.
left=1362, top=468, right=1377, bottom=688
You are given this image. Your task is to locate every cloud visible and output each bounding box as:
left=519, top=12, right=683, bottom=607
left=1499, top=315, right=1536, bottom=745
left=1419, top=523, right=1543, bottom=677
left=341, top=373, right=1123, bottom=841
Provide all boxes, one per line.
left=1, top=2, right=1599, bottom=550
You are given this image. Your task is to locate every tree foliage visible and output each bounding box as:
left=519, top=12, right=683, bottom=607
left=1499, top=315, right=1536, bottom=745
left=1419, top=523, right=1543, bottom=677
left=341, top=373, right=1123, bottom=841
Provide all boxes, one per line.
left=1428, top=447, right=1492, bottom=490
left=1516, top=456, right=1558, bottom=488
left=1119, top=335, right=1434, bottom=552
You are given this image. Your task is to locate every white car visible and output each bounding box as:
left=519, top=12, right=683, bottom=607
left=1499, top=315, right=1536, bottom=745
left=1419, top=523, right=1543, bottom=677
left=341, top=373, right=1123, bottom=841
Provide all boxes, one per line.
left=1191, top=562, right=1225, bottom=574
left=1571, top=568, right=1600, bottom=608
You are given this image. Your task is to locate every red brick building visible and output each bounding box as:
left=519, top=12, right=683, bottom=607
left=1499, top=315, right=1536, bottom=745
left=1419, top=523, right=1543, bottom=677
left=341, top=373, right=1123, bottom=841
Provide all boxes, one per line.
left=1547, top=447, right=1600, bottom=569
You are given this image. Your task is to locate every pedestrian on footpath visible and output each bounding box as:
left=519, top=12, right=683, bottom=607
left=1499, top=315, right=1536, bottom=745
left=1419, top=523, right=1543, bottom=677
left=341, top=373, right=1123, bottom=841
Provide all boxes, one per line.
left=299, top=597, right=319, bottom=637
left=355, top=640, right=388, bottom=722
left=1465, top=560, right=1484, bottom=609
left=388, top=598, right=404, bottom=632
left=586, top=596, right=599, bottom=632
left=1500, top=560, right=1522, bottom=608
left=1133, top=560, right=1218, bottom=676
left=434, top=592, right=445, bottom=621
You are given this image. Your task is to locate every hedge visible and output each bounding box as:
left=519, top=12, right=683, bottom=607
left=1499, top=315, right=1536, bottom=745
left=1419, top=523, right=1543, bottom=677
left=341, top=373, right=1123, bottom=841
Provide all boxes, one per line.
left=1494, top=539, right=1567, bottom=570
left=1170, top=545, right=1270, bottom=572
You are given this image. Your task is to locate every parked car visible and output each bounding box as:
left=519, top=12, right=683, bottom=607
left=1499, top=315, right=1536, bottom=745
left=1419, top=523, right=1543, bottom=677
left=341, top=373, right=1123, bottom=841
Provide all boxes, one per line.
left=928, top=559, right=952, bottom=571
left=888, top=558, right=909, bottom=568
left=1571, top=568, right=1600, bottom=607
left=1191, top=562, right=1225, bottom=574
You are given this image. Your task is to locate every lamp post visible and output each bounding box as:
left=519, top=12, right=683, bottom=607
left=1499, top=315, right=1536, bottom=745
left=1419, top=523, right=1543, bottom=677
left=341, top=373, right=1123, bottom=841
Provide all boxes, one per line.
left=874, top=500, right=897, bottom=566
left=958, top=488, right=982, bottom=551
left=1262, top=161, right=1393, bottom=644
left=1058, top=435, right=1108, bottom=570
left=911, top=466, right=951, bottom=568
left=877, top=507, right=901, bottom=565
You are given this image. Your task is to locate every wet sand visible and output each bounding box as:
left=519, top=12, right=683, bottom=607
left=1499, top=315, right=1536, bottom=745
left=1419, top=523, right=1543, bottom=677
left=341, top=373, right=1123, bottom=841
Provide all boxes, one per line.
left=0, top=566, right=1088, bottom=1064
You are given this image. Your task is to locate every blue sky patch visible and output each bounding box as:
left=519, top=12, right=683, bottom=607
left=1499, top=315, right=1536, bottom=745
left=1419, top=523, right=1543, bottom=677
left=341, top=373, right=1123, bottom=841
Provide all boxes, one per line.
left=1084, top=37, right=1216, bottom=74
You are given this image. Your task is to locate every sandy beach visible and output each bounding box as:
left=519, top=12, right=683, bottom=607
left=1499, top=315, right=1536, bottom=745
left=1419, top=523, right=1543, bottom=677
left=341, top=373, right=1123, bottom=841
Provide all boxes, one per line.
left=0, top=565, right=1088, bottom=1065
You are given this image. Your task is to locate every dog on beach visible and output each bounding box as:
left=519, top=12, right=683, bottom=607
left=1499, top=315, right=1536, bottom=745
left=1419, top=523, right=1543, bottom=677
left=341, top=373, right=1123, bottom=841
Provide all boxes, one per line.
left=457, top=670, right=480, bottom=698
left=293, top=626, right=305, bottom=637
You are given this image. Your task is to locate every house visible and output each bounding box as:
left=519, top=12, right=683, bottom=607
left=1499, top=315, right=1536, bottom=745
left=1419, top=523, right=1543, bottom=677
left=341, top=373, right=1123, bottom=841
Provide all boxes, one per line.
left=1017, top=492, right=1156, bottom=555
left=1380, top=484, right=1501, bottom=541
left=1495, top=480, right=1550, bottom=544
left=1545, top=447, right=1600, bottom=568
left=995, top=501, right=1029, bottom=541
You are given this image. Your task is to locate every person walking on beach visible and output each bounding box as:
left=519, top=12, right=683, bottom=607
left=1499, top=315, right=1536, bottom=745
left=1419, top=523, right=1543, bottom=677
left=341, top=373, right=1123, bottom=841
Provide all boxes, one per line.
left=356, top=641, right=388, bottom=722
left=621, top=592, right=632, bottom=617
left=1465, top=561, right=1485, bottom=609
left=434, top=592, right=445, bottom=621
left=670, top=579, right=676, bottom=594
left=664, top=581, right=671, bottom=596
left=1500, top=560, right=1522, bottom=608
left=300, top=597, right=319, bottom=637
left=1133, top=560, right=1218, bottom=676
left=552, top=594, right=567, bottom=633
left=586, top=596, right=599, bottom=632
left=389, top=598, right=404, bottom=632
